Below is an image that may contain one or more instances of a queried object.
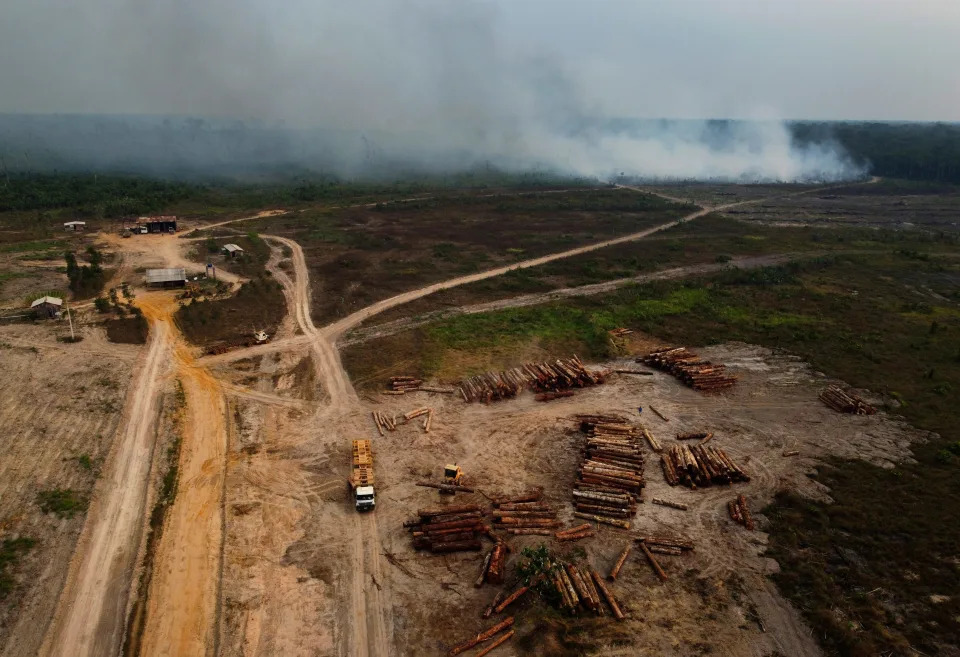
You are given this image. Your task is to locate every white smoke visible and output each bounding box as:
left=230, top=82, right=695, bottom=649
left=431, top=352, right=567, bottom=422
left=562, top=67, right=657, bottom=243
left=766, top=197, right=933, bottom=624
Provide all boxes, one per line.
left=0, top=0, right=866, bottom=182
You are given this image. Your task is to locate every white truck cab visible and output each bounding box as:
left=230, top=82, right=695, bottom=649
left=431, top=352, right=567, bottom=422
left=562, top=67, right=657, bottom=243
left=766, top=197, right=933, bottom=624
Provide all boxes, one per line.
left=355, top=485, right=376, bottom=511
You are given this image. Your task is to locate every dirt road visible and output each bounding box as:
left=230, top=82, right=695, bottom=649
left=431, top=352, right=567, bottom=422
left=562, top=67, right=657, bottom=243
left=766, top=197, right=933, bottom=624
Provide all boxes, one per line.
left=39, top=294, right=174, bottom=657
left=138, top=341, right=228, bottom=657
left=339, top=252, right=811, bottom=346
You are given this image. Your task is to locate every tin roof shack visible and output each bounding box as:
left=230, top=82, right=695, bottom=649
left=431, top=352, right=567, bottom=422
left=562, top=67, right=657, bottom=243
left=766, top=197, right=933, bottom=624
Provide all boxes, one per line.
left=145, top=268, right=187, bottom=288
left=138, top=216, right=178, bottom=234
left=31, top=295, right=63, bottom=318
left=221, top=244, right=244, bottom=258
left=63, top=221, right=86, bottom=232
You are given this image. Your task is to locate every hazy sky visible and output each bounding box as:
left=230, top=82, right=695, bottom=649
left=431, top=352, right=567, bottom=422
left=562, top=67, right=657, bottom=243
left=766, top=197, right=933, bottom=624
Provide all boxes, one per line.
left=1, top=0, right=958, bottom=123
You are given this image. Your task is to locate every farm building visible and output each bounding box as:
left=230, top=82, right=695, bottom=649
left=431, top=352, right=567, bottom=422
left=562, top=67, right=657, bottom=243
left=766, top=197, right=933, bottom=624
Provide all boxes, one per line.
left=30, top=296, right=63, bottom=318
left=221, top=244, right=244, bottom=258
left=63, top=221, right=86, bottom=232
left=145, top=268, right=187, bottom=288
left=137, top=216, right=178, bottom=233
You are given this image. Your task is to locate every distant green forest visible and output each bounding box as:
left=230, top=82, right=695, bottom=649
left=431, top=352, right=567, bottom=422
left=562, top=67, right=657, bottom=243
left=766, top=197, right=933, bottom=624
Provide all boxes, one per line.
left=793, top=121, right=960, bottom=184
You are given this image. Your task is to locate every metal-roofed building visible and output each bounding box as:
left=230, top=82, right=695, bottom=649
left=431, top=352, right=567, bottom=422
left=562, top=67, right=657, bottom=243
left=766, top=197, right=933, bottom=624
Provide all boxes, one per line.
left=63, top=221, right=86, bottom=231
left=145, top=268, right=187, bottom=288
left=30, top=295, right=63, bottom=318
left=221, top=244, right=244, bottom=258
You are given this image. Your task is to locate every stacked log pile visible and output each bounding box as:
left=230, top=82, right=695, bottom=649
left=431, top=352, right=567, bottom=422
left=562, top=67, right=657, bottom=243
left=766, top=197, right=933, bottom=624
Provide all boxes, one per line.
left=406, top=505, right=487, bottom=553
left=492, top=499, right=560, bottom=535
left=458, top=370, right=525, bottom=403
left=458, top=356, right=606, bottom=403
left=640, top=347, right=737, bottom=391
left=661, top=444, right=749, bottom=488
left=728, top=494, right=755, bottom=530
left=571, top=417, right=645, bottom=528
left=819, top=385, right=876, bottom=415
left=476, top=540, right=510, bottom=587
left=387, top=376, right=422, bottom=393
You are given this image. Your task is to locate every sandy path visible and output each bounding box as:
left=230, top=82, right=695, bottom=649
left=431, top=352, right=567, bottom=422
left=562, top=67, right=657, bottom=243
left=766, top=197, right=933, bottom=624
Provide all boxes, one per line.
left=38, top=294, right=174, bottom=657
left=138, top=340, right=228, bottom=657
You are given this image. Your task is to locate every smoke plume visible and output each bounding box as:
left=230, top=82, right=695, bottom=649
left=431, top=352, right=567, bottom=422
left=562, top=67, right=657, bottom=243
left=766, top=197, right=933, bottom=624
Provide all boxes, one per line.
left=0, top=0, right=867, bottom=182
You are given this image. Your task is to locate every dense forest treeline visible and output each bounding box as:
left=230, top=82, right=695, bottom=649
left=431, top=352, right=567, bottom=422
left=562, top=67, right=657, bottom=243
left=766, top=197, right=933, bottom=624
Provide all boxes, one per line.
left=792, top=121, right=960, bottom=184
left=0, top=170, right=590, bottom=217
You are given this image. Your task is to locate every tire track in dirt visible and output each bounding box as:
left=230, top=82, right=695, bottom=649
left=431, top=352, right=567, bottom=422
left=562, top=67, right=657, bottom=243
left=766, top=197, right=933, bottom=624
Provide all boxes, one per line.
left=39, top=296, right=173, bottom=657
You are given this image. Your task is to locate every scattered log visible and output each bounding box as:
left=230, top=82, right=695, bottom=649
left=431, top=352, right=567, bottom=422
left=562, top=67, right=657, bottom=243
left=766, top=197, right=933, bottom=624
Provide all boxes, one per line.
left=728, top=494, right=755, bottom=530
left=650, top=405, right=670, bottom=422
left=608, top=544, right=632, bottom=580
left=494, top=587, right=529, bottom=613
left=486, top=543, right=507, bottom=584
left=447, top=617, right=515, bottom=656
left=475, top=630, right=514, bottom=657
left=573, top=512, right=630, bottom=529
left=372, top=411, right=384, bottom=436
left=482, top=591, right=503, bottom=619
left=590, top=569, right=625, bottom=620
left=782, top=450, right=799, bottom=457
left=506, top=529, right=553, bottom=536
left=634, top=535, right=694, bottom=552
left=646, top=545, right=683, bottom=556
left=652, top=497, right=688, bottom=511
left=638, top=541, right=668, bottom=582
left=475, top=550, right=493, bottom=588
left=417, top=481, right=475, bottom=494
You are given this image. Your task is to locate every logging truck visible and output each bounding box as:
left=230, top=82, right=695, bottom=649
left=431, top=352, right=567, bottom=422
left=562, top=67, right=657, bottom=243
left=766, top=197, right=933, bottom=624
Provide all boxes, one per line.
left=349, top=439, right=376, bottom=512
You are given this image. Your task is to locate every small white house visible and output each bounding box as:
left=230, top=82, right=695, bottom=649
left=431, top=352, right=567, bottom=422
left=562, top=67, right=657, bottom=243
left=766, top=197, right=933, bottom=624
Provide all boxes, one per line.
left=30, top=295, right=63, bottom=318
left=222, top=244, right=244, bottom=258
left=63, top=221, right=86, bottom=232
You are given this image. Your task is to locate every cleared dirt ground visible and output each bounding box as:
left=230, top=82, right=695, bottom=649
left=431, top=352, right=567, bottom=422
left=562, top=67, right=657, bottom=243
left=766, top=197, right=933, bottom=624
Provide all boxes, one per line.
left=0, top=321, right=141, bottom=657
left=209, top=334, right=924, bottom=656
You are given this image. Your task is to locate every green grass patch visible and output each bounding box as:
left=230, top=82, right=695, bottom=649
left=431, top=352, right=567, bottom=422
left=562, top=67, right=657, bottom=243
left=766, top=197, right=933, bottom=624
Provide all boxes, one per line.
left=37, top=489, right=88, bottom=518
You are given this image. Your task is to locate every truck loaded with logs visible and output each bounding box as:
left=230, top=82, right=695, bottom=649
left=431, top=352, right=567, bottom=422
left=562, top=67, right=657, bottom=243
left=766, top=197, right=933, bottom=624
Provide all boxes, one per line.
left=348, top=439, right=376, bottom=512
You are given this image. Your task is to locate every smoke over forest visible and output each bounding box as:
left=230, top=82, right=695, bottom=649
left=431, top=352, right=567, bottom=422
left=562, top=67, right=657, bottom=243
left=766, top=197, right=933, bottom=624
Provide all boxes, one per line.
left=0, top=0, right=913, bottom=182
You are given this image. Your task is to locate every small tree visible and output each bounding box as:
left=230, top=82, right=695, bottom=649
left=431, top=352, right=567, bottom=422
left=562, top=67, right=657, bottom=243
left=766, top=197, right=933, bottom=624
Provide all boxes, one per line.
left=94, top=297, right=111, bottom=313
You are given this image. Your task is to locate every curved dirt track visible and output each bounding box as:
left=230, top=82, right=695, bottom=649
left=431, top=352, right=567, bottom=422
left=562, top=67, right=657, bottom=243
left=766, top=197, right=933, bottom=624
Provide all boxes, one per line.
left=39, top=295, right=174, bottom=657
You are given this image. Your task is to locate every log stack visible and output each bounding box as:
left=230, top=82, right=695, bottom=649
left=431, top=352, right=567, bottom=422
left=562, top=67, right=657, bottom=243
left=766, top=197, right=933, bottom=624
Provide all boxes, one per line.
left=406, top=505, right=487, bottom=553
left=728, top=494, right=755, bottom=530
left=388, top=376, right=422, bottom=393
left=571, top=417, right=645, bottom=527
left=819, top=385, right=876, bottom=415
left=635, top=534, right=695, bottom=556
left=492, top=500, right=560, bottom=535
left=661, top=444, right=749, bottom=488
left=640, top=347, right=737, bottom=391
left=458, top=356, right=606, bottom=403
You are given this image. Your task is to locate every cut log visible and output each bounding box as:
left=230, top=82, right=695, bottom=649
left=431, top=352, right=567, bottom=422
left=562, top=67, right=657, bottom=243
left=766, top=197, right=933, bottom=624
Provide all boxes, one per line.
left=651, top=497, right=688, bottom=511
left=475, top=550, right=493, bottom=588
left=608, top=544, right=632, bottom=581
left=650, top=405, right=669, bottom=421
left=638, top=541, right=668, bottom=582
left=494, top=587, right=529, bottom=613
left=573, top=512, right=630, bottom=529
left=482, top=591, right=503, bottom=619
left=590, top=569, right=625, bottom=620
left=556, top=530, right=595, bottom=542
left=475, top=630, right=514, bottom=657
left=416, top=481, right=475, bottom=493
left=418, top=505, right=481, bottom=518
left=447, top=617, right=515, bottom=656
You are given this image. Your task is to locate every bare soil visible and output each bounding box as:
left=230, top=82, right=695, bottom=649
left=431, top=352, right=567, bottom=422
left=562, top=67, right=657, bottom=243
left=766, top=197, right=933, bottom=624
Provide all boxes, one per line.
left=0, top=320, right=140, bottom=657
